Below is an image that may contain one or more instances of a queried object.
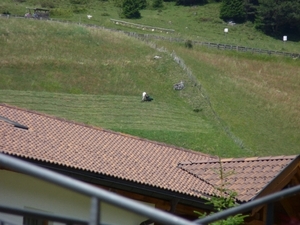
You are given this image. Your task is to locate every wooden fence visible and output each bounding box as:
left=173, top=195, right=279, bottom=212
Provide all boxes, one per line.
left=1, top=14, right=299, bottom=59
left=110, top=18, right=175, bottom=33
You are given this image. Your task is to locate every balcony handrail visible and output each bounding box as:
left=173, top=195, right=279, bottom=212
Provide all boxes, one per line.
left=0, top=205, right=88, bottom=225
left=193, top=184, right=300, bottom=224
left=1, top=153, right=300, bottom=225
left=0, top=153, right=197, bottom=225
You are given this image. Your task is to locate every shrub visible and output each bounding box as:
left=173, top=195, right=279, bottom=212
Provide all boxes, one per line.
left=194, top=159, right=248, bottom=225
left=137, top=0, right=147, bottom=9
left=185, top=40, right=193, bottom=49
left=0, top=4, right=9, bottom=14
left=121, top=0, right=141, bottom=18
left=152, top=0, right=163, bottom=9
left=70, top=0, right=88, bottom=4
left=50, top=8, right=73, bottom=17
left=40, top=1, right=55, bottom=8
left=101, top=12, right=110, bottom=16
left=72, top=5, right=87, bottom=13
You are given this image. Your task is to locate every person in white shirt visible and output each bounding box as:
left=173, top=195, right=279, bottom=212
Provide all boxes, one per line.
left=142, top=92, right=153, bottom=102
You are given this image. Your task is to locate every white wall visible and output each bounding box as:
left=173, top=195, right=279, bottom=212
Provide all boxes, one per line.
left=0, top=170, right=154, bottom=225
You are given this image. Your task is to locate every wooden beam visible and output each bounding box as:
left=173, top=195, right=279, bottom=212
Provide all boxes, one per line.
left=262, top=205, right=267, bottom=224
left=245, top=219, right=264, bottom=225
left=94, top=184, right=206, bottom=217
left=280, top=198, right=298, bottom=218
left=251, top=158, right=300, bottom=215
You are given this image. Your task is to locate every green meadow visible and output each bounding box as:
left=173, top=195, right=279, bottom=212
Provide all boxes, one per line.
left=0, top=0, right=299, bottom=158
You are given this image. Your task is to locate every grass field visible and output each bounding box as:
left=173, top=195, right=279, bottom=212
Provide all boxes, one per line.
left=2, top=0, right=300, bottom=52
left=0, top=1, right=299, bottom=158
left=0, top=89, right=244, bottom=158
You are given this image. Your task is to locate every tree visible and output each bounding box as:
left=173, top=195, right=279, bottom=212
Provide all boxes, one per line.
left=152, top=0, right=164, bottom=9
left=137, top=0, right=147, bottom=9
left=244, top=0, right=259, bottom=22
left=121, top=0, right=141, bottom=18
left=255, top=0, right=300, bottom=35
left=194, top=159, right=247, bottom=225
left=220, top=0, right=246, bottom=23
left=175, top=0, right=207, bottom=6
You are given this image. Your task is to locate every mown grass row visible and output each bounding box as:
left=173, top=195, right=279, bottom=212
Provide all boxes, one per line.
left=0, top=90, right=244, bottom=158
left=1, top=16, right=299, bottom=157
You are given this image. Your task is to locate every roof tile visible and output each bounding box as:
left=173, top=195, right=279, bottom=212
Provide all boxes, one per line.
left=0, top=104, right=216, bottom=199
left=0, top=104, right=297, bottom=203
left=178, top=155, right=296, bottom=202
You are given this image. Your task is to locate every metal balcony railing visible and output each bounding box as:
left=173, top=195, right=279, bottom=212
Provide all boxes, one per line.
left=0, top=153, right=299, bottom=225
left=194, top=184, right=300, bottom=225
left=0, top=153, right=197, bottom=225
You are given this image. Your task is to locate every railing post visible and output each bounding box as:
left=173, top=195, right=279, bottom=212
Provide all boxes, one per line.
left=89, top=197, right=100, bottom=225
left=266, top=202, right=274, bottom=225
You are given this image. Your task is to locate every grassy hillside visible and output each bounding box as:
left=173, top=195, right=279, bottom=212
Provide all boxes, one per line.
left=1, top=0, right=300, bottom=53
left=0, top=5, right=299, bottom=157
left=157, top=41, right=300, bottom=156
left=0, top=18, right=245, bottom=158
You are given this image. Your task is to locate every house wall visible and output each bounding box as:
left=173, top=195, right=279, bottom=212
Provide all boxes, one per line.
left=0, top=170, right=154, bottom=225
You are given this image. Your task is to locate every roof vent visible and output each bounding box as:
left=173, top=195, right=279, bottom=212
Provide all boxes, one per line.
left=0, top=116, right=29, bottom=130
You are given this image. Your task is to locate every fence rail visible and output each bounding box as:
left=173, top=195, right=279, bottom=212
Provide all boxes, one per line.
left=110, top=19, right=175, bottom=33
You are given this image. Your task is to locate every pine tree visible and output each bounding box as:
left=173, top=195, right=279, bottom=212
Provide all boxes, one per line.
left=194, top=159, right=247, bottom=225
left=152, top=0, right=164, bottom=8
left=175, top=0, right=207, bottom=6
left=121, top=0, right=141, bottom=18
left=255, top=0, right=300, bottom=35
left=244, top=0, right=259, bottom=22
left=220, top=0, right=246, bottom=23
left=137, top=0, right=147, bottom=9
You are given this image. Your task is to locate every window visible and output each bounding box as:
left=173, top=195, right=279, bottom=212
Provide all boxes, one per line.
left=23, top=217, right=48, bottom=225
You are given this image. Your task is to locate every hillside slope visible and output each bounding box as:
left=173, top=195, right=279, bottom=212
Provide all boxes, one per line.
left=0, top=18, right=299, bottom=157
left=0, top=18, right=245, bottom=157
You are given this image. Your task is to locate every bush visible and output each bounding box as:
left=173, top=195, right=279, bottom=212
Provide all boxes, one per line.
left=194, top=160, right=248, bottom=225
left=101, top=12, right=110, bottom=16
left=50, top=8, right=73, bottom=17
left=2, top=11, right=10, bottom=15
left=121, top=0, right=141, bottom=18
left=40, top=1, right=56, bottom=8
left=185, top=40, right=193, bottom=49
left=70, top=0, right=88, bottom=4
left=137, top=0, right=147, bottom=9
left=176, top=0, right=207, bottom=6
left=152, top=0, right=163, bottom=9
left=0, top=4, right=9, bottom=14
left=72, top=5, right=87, bottom=13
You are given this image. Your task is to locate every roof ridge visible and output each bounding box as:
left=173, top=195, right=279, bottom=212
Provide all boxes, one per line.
left=178, top=163, right=217, bottom=196
left=0, top=103, right=216, bottom=159
left=179, top=155, right=298, bottom=165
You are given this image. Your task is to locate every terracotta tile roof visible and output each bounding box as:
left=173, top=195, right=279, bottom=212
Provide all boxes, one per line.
left=0, top=104, right=297, bottom=202
left=0, top=104, right=217, bottom=198
left=178, top=156, right=296, bottom=202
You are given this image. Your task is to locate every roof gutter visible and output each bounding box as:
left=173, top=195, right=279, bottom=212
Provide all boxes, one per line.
left=17, top=156, right=212, bottom=210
